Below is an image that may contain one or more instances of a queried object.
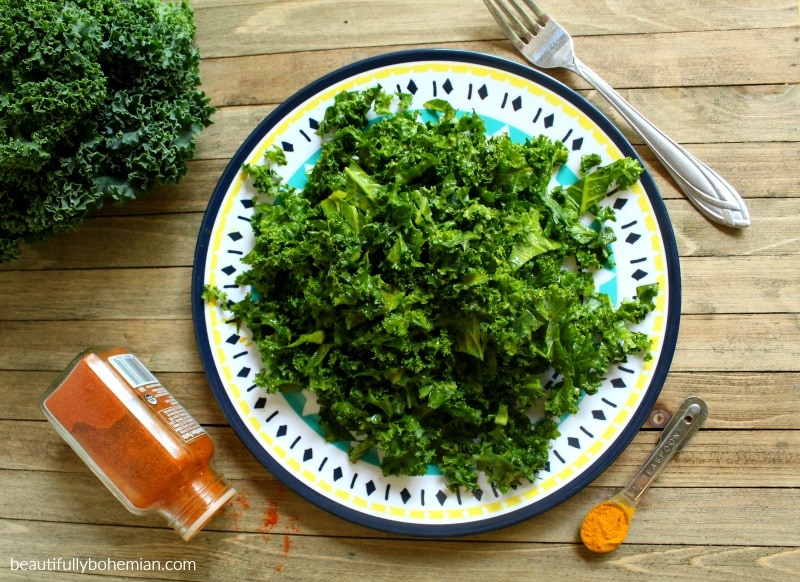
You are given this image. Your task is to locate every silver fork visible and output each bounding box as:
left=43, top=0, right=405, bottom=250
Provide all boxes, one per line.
left=483, top=0, right=750, bottom=228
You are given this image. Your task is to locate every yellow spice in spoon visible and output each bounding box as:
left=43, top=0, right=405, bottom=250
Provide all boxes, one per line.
left=580, top=501, right=631, bottom=553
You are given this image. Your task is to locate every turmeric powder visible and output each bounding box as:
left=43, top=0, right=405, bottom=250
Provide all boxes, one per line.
left=580, top=501, right=631, bottom=553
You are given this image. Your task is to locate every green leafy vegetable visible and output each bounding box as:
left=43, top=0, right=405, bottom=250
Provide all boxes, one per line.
left=205, top=87, right=657, bottom=492
left=0, top=0, right=214, bottom=262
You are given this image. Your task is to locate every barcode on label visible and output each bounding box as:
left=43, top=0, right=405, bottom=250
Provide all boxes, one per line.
left=109, top=354, right=159, bottom=388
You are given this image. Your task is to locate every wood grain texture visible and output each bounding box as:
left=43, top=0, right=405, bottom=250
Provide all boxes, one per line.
left=190, top=0, right=799, bottom=59
left=0, top=314, right=797, bottom=373
left=2, top=518, right=798, bottom=581
left=1, top=196, right=795, bottom=273
left=1, top=255, right=797, bottom=319
left=1, top=1, right=797, bottom=579
left=4, top=370, right=798, bottom=429
left=198, top=28, right=800, bottom=107
left=3, top=422, right=798, bottom=488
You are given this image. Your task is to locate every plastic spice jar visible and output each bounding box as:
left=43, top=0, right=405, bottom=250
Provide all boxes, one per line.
left=41, top=347, right=236, bottom=541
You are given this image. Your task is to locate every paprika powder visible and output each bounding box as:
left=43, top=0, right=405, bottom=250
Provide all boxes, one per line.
left=41, top=347, right=235, bottom=541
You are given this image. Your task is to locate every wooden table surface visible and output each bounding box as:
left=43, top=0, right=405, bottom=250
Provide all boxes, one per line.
left=1, top=1, right=798, bottom=580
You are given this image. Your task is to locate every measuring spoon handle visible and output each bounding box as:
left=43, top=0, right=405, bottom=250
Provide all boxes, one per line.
left=621, top=396, right=708, bottom=504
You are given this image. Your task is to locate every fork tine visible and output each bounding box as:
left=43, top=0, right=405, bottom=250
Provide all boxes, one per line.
left=518, top=0, right=547, bottom=22
left=483, top=0, right=526, bottom=47
left=506, top=0, right=544, bottom=33
left=483, top=0, right=546, bottom=47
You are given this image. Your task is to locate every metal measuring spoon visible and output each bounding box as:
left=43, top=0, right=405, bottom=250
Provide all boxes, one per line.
left=580, top=396, right=709, bottom=553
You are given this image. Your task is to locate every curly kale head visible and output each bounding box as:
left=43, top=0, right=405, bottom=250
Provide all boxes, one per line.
left=0, top=0, right=214, bottom=262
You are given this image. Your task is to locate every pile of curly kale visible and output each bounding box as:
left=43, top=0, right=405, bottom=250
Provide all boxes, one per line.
left=206, top=87, right=658, bottom=493
left=0, top=0, right=213, bottom=262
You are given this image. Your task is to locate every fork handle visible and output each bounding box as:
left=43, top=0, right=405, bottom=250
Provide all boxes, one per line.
left=571, top=58, right=750, bottom=228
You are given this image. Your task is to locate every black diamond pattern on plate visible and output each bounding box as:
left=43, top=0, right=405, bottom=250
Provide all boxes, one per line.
left=443, top=79, right=454, bottom=94
left=302, top=448, right=313, bottom=462
left=237, top=367, right=250, bottom=378
left=276, top=424, right=287, bottom=437
left=543, top=113, right=555, bottom=128
left=406, top=80, right=418, bottom=94
left=568, top=437, right=580, bottom=449
left=308, top=118, right=319, bottom=130
left=226, top=333, right=240, bottom=345
left=571, top=137, right=584, bottom=151
left=611, top=378, right=627, bottom=388
left=228, top=231, right=243, bottom=242
left=221, top=265, right=236, bottom=276
left=281, top=141, right=294, bottom=152
left=613, top=198, right=628, bottom=210
left=477, top=84, right=489, bottom=99
left=400, top=488, right=412, bottom=504
left=332, top=467, right=343, bottom=481
left=254, top=397, right=266, bottom=409
left=473, top=489, right=483, bottom=501
left=592, top=409, right=606, bottom=420
left=632, top=269, right=648, bottom=281
left=512, top=96, right=522, bottom=111
left=241, top=198, right=254, bottom=209
left=625, top=233, right=642, bottom=244
left=365, top=480, right=376, bottom=496
left=436, top=490, right=448, bottom=506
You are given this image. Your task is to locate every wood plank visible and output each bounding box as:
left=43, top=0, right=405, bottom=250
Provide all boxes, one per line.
left=199, top=28, right=800, bottom=108
left=0, top=520, right=800, bottom=582
left=665, top=198, right=800, bottom=258
left=679, top=256, right=800, bottom=314
left=1, top=255, right=796, bottom=320
left=0, top=214, right=203, bottom=271
left=1, top=472, right=799, bottom=547
left=0, top=320, right=202, bottom=373
left=638, top=142, right=800, bottom=201
left=190, top=84, right=799, bottom=162
left=88, top=145, right=800, bottom=221
left=0, top=313, right=797, bottom=373
left=1, top=197, right=796, bottom=272
left=2, top=519, right=799, bottom=582
left=0, top=371, right=227, bottom=425
left=4, top=421, right=797, bottom=488
left=4, top=370, right=799, bottom=429
left=190, top=0, right=800, bottom=59
left=672, top=313, right=800, bottom=372
left=0, top=268, right=192, bottom=321
left=657, top=372, right=800, bottom=430
left=580, top=84, right=800, bottom=147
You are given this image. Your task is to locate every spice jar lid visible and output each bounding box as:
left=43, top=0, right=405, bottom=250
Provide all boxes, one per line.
left=163, top=468, right=237, bottom=541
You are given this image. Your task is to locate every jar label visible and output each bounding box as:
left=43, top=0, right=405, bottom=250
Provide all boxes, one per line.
left=109, top=354, right=159, bottom=388
left=159, top=404, right=207, bottom=443
left=109, top=353, right=206, bottom=442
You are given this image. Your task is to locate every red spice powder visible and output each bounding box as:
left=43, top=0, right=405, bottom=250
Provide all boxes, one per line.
left=263, top=504, right=280, bottom=529
left=41, top=348, right=235, bottom=540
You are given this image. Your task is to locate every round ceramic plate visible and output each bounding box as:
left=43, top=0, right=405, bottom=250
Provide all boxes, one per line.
left=192, top=49, right=680, bottom=537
